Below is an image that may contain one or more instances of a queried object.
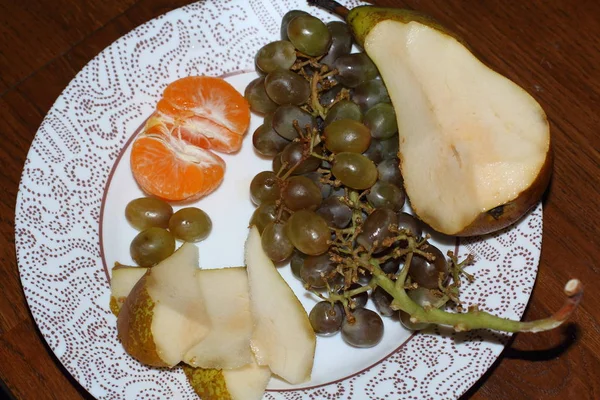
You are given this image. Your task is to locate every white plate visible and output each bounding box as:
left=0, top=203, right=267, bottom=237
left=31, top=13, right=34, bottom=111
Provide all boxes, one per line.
left=15, top=0, right=542, bottom=398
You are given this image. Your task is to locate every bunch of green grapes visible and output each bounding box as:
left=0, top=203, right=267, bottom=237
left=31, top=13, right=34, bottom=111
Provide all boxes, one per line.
left=245, top=10, right=465, bottom=348
left=124, top=197, right=212, bottom=267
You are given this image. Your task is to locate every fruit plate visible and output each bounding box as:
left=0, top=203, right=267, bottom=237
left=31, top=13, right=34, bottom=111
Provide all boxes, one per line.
left=14, top=0, right=543, bottom=399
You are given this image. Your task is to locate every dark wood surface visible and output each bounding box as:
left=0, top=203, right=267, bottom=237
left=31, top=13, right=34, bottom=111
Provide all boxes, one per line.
left=1, top=0, right=599, bottom=399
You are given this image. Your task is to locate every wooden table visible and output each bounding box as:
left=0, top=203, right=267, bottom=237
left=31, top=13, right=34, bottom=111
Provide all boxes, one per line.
left=1, top=0, right=599, bottom=399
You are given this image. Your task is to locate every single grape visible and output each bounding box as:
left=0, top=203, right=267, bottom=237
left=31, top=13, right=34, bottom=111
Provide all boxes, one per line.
left=265, top=69, right=310, bottom=105
left=377, top=158, right=403, bottom=187
left=250, top=171, right=281, bottom=205
left=409, top=244, right=449, bottom=289
left=130, top=227, right=175, bottom=267
left=320, top=85, right=343, bottom=107
left=324, top=100, right=362, bottom=126
left=316, top=196, right=352, bottom=229
left=261, top=221, right=294, bottom=262
left=341, top=308, right=384, bottom=348
left=282, top=175, right=322, bottom=211
left=290, top=249, right=306, bottom=279
left=169, top=207, right=212, bottom=242
left=380, top=255, right=403, bottom=275
left=356, top=208, right=397, bottom=252
left=366, top=181, right=406, bottom=212
left=300, top=253, right=338, bottom=289
left=320, top=21, right=353, bottom=66
left=252, top=122, right=290, bottom=157
left=362, top=138, right=383, bottom=164
left=352, top=79, right=390, bottom=112
left=400, top=287, right=445, bottom=331
left=397, top=212, right=422, bottom=237
left=273, top=105, right=316, bottom=140
left=341, top=283, right=369, bottom=309
left=371, top=286, right=395, bottom=317
left=303, top=171, right=332, bottom=199
left=379, top=136, right=399, bottom=160
left=280, top=142, right=321, bottom=175
left=324, top=119, right=371, bottom=154
left=125, top=197, right=173, bottom=230
left=309, top=301, right=344, bottom=335
left=250, top=201, right=289, bottom=234
left=334, top=53, right=379, bottom=88
left=363, top=103, right=397, bottom=140
left=287, top=15, right=332, bottom=57
left=285, top=210, right=330, bottom=255
left=272, top=152, right=286, bottom=175
left=256, top=40, right=296, bottom=74
left=244, top=76, right=278, bottom=114
left=280, top=10, right=309, bottom=40
left=331, top=152, right=378, bottom=190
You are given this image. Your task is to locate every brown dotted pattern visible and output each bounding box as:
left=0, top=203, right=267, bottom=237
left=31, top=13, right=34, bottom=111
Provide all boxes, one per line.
left=14, top=1, right=541, bottom=399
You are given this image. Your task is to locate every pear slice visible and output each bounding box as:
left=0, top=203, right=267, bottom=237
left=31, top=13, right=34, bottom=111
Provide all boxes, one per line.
left=183, top=356, right=271, bottom=400
left=362, top=19, right=551, bottom=236
left=245, top=226, right=316, bottom=384
left=109, top=264, right=148, bottom=316
left=117, top=242, right=210, bottom=367
left=184, top=267, right=254, bottom=369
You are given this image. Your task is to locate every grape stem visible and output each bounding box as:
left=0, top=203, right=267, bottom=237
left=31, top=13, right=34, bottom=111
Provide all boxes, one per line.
left=307, top=0, right=350, bottom=18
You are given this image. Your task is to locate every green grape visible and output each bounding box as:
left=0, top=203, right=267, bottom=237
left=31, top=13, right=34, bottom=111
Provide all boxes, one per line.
left=256, top=40, right=296, bottom=74
left=379, top=136, right=399, bottom=160
left=265, top=69, right=310, bottom=105
left=130, top=227, right=175, bottom=267
left=333, top=53, right=379, bottom=88
left=252, top=123, right=290, bottom=157
left=397, top=212, right=422, bottom=238
left=341, top=308, right=384, bottom=348
left=352, top=79, right=390, bottom=112
left=281, top=175, right=322, bottom=211
left=125, top=197, right=173, bottom=230
left=244, top=76, right=278, bottom=114
left=261, top=221, right=294, bottom=262
left=309, top=301, right=344, bottom=335
left=316, top=196, right=352, bottom=229
left=362, top=138, right=383, bottom=164
left=290, top=250, right=306, bottom=279
left=324, top=119, right=371, bottom=154
left=287, top=15, right=332, bottom=57
left=324, top=100, right=362, bottom=126
left=249, top=201, right=289, bottom=234
left=300, top=253, right=339, bottom=289
left=281, top=10, right=309, bottom=40
left=285, top=209, right=330, bottom=255
left=320, top=21, right=353, bottom=66
left=377, top=158, right=403, bottom=187
left=273, top=105, right=316, bottom=140
left=280, top=142, right=321, bottom=175
left=363, top=103, right=397, bottom=140
left=250, top=171, right=281, bottom=205
left=356, top=208, right=397, bottom=252
left=169, top=207, right=212, bottom=242
left=331, top=152, right=378, bottom=190
left=366, top=181, right=405, bottom=211
left=303, top=171, right=332, bottom=198
left=408, top=244, right=449, bottom=289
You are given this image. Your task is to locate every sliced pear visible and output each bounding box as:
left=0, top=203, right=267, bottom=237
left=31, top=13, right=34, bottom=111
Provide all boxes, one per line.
left=362, top=19, right=551, bottom=236
left=184, top=267, right=254, bottom=369
left=109, top=264, right=148, bottom=316
left=117, top=242, right=210, bottom=367
left=245, top=226, right=316, bottom=384
left=183, top=356, right=271, bottom=400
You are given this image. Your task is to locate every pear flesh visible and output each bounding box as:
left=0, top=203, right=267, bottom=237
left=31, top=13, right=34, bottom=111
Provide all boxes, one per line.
left=117, top=243, right=210, bottom=367
left=364, top=20, right=551, bottom=235
left=245, top=226, right=316, bottom=384
left=184, top=267, right=254, bottom=369
left=109, top=264, right=148, bottom=316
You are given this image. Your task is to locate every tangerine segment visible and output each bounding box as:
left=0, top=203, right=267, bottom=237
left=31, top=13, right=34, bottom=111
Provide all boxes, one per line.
left=157, top=75, right=251, bottom=137
left=147, top=111, right=213, bottom=150
left=131, top=134, right=225, bottom=202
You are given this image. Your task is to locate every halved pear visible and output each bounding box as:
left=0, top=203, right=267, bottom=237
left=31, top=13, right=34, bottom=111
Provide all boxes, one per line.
left=245, top=226, right=316, bottom=384
left=109, top=264, right=148, bottom=316
left=184, top=267, right=254, bottom=369
left=362, top=19, right=552, bottom=236
left=117, top=243, right=210, bottom=367
left=183, top=356, right=271, bottom=400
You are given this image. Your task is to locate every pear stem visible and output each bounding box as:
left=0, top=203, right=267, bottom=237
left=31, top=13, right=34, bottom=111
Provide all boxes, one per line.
left=307, top=0, right=349, bottom=18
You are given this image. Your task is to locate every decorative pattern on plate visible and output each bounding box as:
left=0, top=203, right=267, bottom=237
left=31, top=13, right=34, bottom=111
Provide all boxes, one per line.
left=15, top=1, right=541, bottom=399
